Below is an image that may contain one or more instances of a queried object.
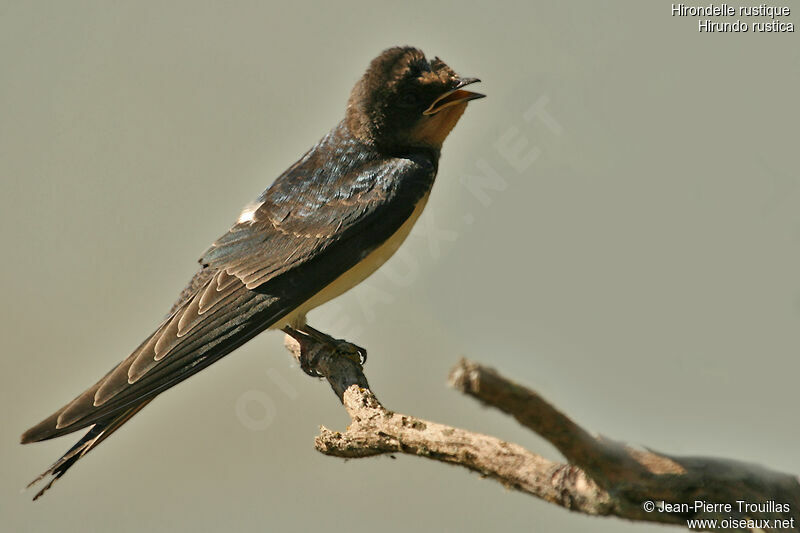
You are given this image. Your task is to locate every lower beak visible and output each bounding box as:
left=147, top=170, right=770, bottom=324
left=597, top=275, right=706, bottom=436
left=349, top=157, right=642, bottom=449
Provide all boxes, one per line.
left=423, top=78, right=485, bottom=115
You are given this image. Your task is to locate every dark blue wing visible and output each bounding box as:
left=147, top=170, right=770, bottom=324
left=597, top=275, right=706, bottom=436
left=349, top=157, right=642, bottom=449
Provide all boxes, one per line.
left=22, top=132, right=436, bottom=442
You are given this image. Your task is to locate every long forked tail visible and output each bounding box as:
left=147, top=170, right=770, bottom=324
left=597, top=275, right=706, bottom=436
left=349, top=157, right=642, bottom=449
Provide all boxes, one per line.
left=25, top=400, right=151, bottom=500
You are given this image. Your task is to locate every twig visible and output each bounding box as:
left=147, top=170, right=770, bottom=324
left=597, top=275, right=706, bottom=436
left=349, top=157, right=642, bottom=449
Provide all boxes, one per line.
left=285, top=336, right=800, bottom=531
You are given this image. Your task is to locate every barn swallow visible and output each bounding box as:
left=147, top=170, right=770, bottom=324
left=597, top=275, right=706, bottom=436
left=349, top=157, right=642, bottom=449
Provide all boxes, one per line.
left=21, top=46, right=484, bottom=499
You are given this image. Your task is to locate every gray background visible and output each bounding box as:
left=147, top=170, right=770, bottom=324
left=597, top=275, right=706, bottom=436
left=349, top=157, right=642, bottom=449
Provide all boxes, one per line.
left=2, top=1, right=798, bottom=532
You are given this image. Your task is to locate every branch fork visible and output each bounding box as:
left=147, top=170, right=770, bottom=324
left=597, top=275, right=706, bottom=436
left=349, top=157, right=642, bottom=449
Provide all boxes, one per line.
left=284, top=335, right=800, bottom=531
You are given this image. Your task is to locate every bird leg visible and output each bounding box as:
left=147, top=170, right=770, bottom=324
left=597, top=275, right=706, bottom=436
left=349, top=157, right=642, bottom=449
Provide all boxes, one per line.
left=282, top=325, right=367, bottom=377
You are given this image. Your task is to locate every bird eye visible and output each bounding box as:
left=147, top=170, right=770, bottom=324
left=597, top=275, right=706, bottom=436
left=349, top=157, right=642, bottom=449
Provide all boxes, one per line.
left=398, top=93, right=418, bottom=108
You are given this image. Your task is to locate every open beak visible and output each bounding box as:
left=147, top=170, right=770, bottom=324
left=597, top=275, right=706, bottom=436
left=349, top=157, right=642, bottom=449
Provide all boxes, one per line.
left=423, top=78, right=485, bottom=116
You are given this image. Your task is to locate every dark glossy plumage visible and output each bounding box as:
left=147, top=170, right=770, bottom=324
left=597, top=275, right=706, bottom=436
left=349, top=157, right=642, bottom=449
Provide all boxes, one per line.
left=21, top=46, right=482, bottom=499
left=22, top=123, right=436, bottom=443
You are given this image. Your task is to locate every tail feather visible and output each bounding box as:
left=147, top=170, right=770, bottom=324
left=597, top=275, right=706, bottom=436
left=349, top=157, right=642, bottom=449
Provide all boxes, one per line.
left=26, top=400, right=151, bottom=500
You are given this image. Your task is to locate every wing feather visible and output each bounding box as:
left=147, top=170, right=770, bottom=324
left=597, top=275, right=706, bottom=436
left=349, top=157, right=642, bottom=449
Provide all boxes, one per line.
left=22, top=143, right=435, bottom=444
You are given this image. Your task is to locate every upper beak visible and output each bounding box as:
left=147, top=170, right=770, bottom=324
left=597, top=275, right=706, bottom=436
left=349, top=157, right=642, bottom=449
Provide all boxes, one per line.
left=423, top=78, right=485, bottom=115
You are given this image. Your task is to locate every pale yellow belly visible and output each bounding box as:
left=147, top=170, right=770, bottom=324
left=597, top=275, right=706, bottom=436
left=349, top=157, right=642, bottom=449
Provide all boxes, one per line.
left=270, top=193, right=429, bottom=329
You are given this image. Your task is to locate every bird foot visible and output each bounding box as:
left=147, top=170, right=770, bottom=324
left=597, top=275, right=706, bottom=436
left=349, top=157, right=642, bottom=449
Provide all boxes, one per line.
left=328, top=338, right=368, bottom=367
left=283, top=326, right=367, bottom=377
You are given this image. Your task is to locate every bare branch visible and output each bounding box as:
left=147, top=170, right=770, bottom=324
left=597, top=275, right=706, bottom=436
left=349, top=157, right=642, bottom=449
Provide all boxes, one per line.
left=285, top=335, right=800, bottom=530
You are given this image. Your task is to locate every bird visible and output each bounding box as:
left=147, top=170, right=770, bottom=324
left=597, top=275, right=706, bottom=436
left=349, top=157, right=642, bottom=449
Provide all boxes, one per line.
left=20, top=46, right=484, bottom=500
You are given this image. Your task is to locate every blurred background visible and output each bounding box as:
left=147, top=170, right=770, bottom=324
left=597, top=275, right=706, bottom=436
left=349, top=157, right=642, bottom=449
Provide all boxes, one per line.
left=2, top=1, right=798, bottom=531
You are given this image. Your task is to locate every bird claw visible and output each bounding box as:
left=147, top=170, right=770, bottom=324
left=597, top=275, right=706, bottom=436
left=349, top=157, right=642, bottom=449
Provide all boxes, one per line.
left=294, top=337, right=326, bottom=377
left=330, top=339, right=367, bottom=367
left=284, top=326, right=366, bottom=377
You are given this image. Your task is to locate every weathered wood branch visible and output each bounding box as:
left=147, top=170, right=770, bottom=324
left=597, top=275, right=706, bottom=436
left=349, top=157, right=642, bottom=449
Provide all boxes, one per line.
left=284, top=335, right=800, bottom=531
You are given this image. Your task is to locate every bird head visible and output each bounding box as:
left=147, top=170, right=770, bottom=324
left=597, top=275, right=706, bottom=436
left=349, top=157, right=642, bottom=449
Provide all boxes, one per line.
left=346, top=46, right=484, bottom=152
